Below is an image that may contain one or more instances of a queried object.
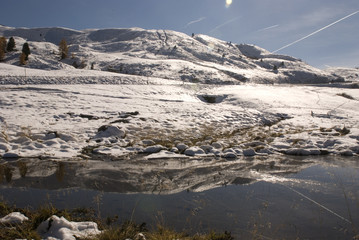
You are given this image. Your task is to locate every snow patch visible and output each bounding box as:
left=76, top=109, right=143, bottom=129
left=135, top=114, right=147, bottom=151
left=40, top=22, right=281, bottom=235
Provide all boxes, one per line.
left=0, top=212, right=28, bottom=224
left=94, top=125, right=125, bottom=139
left=37, top=215, right=102, bottom=240
left=184, top=147, right=206, bottom=156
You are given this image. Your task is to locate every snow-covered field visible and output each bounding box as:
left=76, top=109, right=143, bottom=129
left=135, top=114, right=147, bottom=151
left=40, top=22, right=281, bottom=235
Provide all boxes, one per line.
left=1, top=83, right=358, bottom=161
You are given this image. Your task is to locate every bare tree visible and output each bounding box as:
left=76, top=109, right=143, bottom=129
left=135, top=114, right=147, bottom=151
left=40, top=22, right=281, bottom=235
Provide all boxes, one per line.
left=0, top=37, right=6, bottom=61
left=59, top=39, right=68, bottom=59
left=19, top=52, right=27, bottom=65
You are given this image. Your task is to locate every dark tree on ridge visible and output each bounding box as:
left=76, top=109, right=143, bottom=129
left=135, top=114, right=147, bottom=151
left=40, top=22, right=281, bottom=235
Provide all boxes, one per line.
left=7, top=37, right=15, bottom=52
left=22, top=42, right=30, bottom=60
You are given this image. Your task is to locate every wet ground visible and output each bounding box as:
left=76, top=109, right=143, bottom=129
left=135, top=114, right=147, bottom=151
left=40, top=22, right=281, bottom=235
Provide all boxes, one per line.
left=0, top=155, right=358, bottom=239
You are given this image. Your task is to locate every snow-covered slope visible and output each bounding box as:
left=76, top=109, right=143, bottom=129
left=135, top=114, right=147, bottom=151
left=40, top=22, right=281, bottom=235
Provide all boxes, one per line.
left=326, top=67, right=359, bottom=83
left=0, top=25, right=344, bottom=84
left=1, top=84, right=358, bottom=193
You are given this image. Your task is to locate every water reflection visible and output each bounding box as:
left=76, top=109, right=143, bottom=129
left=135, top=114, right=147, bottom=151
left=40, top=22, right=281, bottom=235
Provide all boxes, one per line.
left=0, top=155, right=318, bottom=194
left=0, top=155, right=358, bottom=239
left=0, top=164, right=13, bottom=183
left=55, top=162, right=65, bottom=182
left=17, top=160, right=28, bottom=178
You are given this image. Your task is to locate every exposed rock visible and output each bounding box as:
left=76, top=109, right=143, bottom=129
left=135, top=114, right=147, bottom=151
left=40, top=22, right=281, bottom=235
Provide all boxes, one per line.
left=2, top=152, right=19, bottom=158
left=176, top=143, right=188, bottom=152
left=184, top=147, right=205, bottom=156
left=143, top=145, right=165, bottom=153
left=95, top=125, right=125, bottom=139
left=223, top=152, right=237, bottom=159
left=211, top=142, right=222, bottom=150
left=243, top=149, right=256, bottom=156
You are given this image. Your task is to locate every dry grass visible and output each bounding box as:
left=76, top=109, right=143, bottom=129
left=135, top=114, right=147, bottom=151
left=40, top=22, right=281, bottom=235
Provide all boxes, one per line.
left=0, top=202, right=233, bottom=240
left=94, top=221, right=234, bottom=240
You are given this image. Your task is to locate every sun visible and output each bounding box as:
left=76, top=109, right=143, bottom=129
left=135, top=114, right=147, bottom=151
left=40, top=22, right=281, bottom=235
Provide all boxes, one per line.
left=225, top=0, right=232, bottom=8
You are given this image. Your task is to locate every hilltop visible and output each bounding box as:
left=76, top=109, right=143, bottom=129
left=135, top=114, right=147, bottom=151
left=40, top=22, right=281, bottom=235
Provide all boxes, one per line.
left=0, top=25, right=345, bottom=85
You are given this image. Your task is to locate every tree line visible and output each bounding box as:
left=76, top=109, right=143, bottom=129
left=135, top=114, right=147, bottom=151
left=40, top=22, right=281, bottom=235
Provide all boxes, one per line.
left=0, top=36, right=69, bottom=65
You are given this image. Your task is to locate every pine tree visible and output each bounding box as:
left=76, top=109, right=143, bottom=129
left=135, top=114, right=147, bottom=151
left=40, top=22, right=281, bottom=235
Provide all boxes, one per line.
left=7, top=37, right=16, bottom=52
left=0, top=37, right=6, bottom=61
left=22, top=42, right=30, bottom=60
left=59, top=39, right=68, bottom=59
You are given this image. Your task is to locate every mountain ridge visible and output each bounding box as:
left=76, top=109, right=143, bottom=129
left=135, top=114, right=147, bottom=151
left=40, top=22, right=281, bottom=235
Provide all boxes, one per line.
left=0, top=25, right=345, bottom=84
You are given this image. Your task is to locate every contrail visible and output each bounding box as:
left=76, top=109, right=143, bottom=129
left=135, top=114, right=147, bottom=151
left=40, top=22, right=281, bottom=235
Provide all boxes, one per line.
left=273, top=10, right=359, bottom=53
left=184, top=17, right=206, bottom=28
left=208, top=16, right=240, bottom=34
left=256, top=24, right=279, bottom=32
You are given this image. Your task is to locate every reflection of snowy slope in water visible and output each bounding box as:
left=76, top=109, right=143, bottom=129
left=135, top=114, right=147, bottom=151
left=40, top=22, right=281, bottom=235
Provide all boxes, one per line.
left=2, top=155, right=316, bottom=194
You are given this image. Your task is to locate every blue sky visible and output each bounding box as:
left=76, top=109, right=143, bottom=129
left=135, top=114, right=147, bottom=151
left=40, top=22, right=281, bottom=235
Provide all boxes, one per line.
left=1, top=0, right=358, bottom=68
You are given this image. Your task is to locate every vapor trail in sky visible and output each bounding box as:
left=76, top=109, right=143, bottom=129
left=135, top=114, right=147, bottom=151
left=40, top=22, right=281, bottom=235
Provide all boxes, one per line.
left=273, top=10, right=359, bottom=53
left=184, top=17, right=206, bottom=28
left=254, top=24, right=280, bottom=33
left=208, top=16, right=240, bottom=34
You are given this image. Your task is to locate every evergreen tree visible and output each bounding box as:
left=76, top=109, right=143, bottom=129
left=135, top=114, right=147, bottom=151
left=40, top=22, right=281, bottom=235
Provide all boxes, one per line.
left=0, top=37, right=6, bottom=61
left=22, top=42, right=30, bottom=60
left=59, top=39, right=68, bottom=59
left=7, top=37, right=15, bottom=52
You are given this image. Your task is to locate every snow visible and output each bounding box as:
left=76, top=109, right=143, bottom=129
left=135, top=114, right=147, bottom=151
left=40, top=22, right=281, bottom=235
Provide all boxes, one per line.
left=0, top=212, right=28, bottom=224
left=36, top=215, right=101, bottom=240
left=143, top=145, right=166, bottom=153
left=0, top=84, right=357, bottom=161
left=184, top=147, right=206, bottom=156
left=325, top=67, right=359, bottom=86
left=0, top=25, right=358, bottom=193
left=0, top=25, right=344, bottom=85
left=2, top=212, right=100, bottom=240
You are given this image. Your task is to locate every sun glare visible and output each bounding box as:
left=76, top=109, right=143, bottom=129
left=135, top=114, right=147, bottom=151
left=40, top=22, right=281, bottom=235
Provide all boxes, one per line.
left=225, top=0, right=232, bottom=8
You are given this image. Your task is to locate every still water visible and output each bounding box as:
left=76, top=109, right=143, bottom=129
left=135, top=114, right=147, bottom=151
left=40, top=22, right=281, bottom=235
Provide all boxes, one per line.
left=0, top=155, right=358, bottom=239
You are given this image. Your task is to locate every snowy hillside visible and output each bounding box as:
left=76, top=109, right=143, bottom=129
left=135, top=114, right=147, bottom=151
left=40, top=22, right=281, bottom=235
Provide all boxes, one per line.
left=326, top=67, right=359, bottom=84
left=0, top=25, right=344, bottom=84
